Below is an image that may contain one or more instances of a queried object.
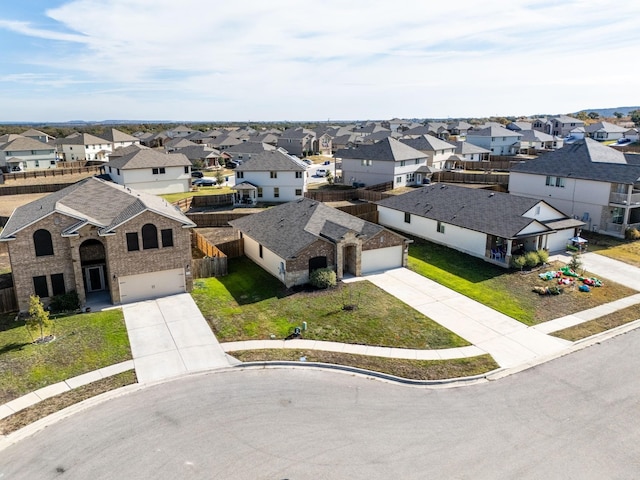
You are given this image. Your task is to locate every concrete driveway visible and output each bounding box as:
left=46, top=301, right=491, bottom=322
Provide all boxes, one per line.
left=122, top=293, right=235, bottom=383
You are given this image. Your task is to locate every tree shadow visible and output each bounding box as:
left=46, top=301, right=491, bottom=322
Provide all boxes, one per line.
left=0, top=341, right=29, bottom=355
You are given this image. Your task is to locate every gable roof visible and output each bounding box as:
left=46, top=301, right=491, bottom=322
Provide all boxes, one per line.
left=99, top=128, right=140, bottom=143
left=57, top=133, right=109, bottom=146
left=108, top=146, right=191, bottom=169
left=335, top=137, right=427, bottom=162
left=584, top=121, right=627, bottom=134
left=510, top=138, right=640, bottom=184
left=453, top=141, right=491, bottom=155
left=377, top=184, right=574, bottom=239
left=467, top=126, right=523, bottom=138
left=0, top=177, right=194, bottom=240
left=0, top=136, right=55, bottom=152
left=229, top=197, right=393, bottom=259
left=400, top=135, right=456, bottom=152
left=234, top=149, right=306, bottom=172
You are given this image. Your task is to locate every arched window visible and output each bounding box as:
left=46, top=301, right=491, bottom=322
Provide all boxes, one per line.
left=141, top=224, right=158, bottom=250
left=33, top=229, right=54, bottom=256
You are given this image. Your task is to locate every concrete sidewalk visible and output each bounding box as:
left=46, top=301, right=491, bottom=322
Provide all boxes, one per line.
left=350, top=268, right=571, bottom=368
left=122, top=293, right=236, bottom=384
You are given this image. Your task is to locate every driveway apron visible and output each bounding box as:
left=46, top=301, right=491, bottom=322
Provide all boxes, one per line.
left=122, top=293, right=233, bottom=383
left=361, top=268, right=571, bottom=368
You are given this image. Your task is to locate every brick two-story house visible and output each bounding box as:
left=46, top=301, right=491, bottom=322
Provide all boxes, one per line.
left=0, top=177, right=196, bottom=311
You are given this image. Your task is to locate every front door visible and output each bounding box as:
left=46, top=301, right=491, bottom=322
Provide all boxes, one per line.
left=85, top=265, right=105, bottom=292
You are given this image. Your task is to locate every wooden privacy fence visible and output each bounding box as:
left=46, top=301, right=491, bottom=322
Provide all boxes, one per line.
left=305, top=187, right=392, bottom=203
left=191, top=194, right=234, bottom=207
left=1, top=165, right=102, bottom=182
left=186, top=212, right=250, bottom=227
left=191, top=230, right=228, bottom=278
left=173, top=197, right=193, bottom=212
left=436, top=171, right=509, bottom=185
left=0, top=183, right=79, bottom=196
left=216, top=239, right=244, bottom=258
left=0, top=287, right=17, bottom=313
left=334, top=202, right=378, bottom=217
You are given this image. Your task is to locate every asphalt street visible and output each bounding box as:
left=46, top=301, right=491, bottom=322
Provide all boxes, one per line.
left=2, top=328, right=640, bottom=479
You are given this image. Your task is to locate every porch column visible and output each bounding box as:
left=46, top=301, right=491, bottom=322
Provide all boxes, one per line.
left=335, top=242, right=344, bottom=280
left=69, top=237, right=86, bottom=307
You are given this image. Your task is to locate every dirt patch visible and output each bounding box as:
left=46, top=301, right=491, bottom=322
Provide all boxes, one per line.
left=195, top=227, right=238, bottom=245
left=0, top=193, right=49, bottom=216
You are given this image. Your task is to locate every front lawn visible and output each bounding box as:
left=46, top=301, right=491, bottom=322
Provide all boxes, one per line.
left=0, top=309, right=132, bottom=404
left=161, top=187, right=233, bottom=204
left=191, top=257, right=469, bottom=349
left=408, top=238, right=637, bottom=325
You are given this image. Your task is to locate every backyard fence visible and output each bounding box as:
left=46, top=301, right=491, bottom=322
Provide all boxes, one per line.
left=0, top=287, right=17, bottom=313
left=1, top=165, right=102, bottom=182
left=186, top=212, right=250, bottom=227
left=191, top=230, right=228, bottom=278
left=0, top=183, right=79, bottom=196
left=435, top=171, right=509, bottom=185
left=215, top=238, right=244, bottom=258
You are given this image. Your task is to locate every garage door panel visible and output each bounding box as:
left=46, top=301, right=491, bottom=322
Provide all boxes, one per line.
left=361, top=246, right=403, bottom=274
left=119, top=268, right=185, bottom=303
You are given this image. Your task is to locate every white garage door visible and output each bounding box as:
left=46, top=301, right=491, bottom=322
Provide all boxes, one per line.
left=361, top=245, right=403, bottom=274
left=118, top=268, right=186, bottom=303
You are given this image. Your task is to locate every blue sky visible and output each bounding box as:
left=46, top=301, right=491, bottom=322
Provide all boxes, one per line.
left=1, top=0, right=638, bottom=122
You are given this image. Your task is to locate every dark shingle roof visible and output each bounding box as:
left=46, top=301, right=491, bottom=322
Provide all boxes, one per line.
left=234, top=150, right=305, bottom=172
left=0, top=177, right=194, bottom=239
left=108, top=147, right=191, bottom=169
left=377, top=184, right=566, bottom=239
left=229, top=198, right=388, bottom=258
left=511, top=138, right=640, bottom=184
left=400, top=135, right=456, bottom=152
left=335, top=137, right=427, bottom=162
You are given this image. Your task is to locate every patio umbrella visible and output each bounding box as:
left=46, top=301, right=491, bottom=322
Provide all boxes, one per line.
left=569, top=236, right=588, bottom=244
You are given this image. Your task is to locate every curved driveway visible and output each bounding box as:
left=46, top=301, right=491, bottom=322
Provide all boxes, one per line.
left=2, top=327, right=640, bottom=479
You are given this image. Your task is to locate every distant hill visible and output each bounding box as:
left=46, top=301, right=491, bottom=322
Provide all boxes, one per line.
left=576, top=106, right=640, bottom=117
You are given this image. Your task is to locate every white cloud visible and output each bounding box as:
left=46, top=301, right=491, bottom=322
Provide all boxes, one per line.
left=0, top=0, right=639, bottom=120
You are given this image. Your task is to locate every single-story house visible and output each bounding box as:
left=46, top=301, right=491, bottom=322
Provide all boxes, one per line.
left=0, top=177, right=196, bottom=311
left=229, top=198, right=410, bottom=287
left=376, top=184, right=583, bottom=267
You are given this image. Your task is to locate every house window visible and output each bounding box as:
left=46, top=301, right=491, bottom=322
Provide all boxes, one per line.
left=259, top=244, right=263, bottom=258
left=109, top=166, right=112, bottom=173
left=142, top=224, right=158, bottom=249
left=274, top=187, right=279, bottom=198
left=295, top=171, right=303, bottom=178
left=396, top=176, right=402, bottom=184
left=295, top=188, right=302, bottom=196
left=612, top=207, right=624, bottom=224
left=152, top=168, right=159, bottom=174
left=360, top=159, right=372, bottom=166
left=35, top=161, right=40, bottom=167
left=406, top=173, right=415, bottom=183
left=270, top=171, right=277, bottom=178
left=152, top=167, right=166, bottom=175
left=184, top=166, right=189, bottom=174
left=556, top=177, right=565, bottom=188
left=161, top=228, right=174, bottom=247
left=257, top=187, right=263, bottom=198
left=437, top=221, right=445, bottom=234
left=126, top=232, right=139, bottom=251
left=415, top=159, right=420, bottom=164
left=51, top=273, right=65, bottom=296
left=33, top=229, right=54, bottom=256
left=236, top=171, right=244, bottom=179
left=117, top=169, right=120, bottom=175
left=404, top=212, right=411, bottom=223
left=33, top=275, right=49, bottom=298
left=400, top=160, right=406, bottom=167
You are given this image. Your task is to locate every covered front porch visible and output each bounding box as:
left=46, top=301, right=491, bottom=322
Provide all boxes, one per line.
left=485, top=234, right=548, bottom=267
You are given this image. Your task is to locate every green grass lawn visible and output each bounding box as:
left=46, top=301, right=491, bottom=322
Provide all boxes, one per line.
left=192, top=257, right=469, bottom=349
left=0, top=309, right=132, bottom=404
left=408, top=237, right=637, bottom=325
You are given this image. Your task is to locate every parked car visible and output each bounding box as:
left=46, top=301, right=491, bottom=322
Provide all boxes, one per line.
left=191, top=170, right=204, bottom=178
left=323, top=160, right=331, bottom=165
left=315, top=168, right=328, bottom=177
left=303, top=159, right=313, bottom=165
left=193, top=177, right=216, bottom=186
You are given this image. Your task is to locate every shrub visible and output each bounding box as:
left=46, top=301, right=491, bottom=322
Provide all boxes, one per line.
left=536, top=249, right=549, bottom=265
left=49, top=291, right=80, bottom=313
left=568, top=252, right=583, bottom=272
left=625, top=227, right=640, bottom=240
left=524, top=251, right=540, bottom=268
left=309, top=268, right=337, bottom=289
left=511, top=255, right=526, bottom=270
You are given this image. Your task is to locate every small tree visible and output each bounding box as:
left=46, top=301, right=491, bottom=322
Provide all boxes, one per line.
left=588, top=111, right=600, bottom=120
left=511, top=255, right=526, bottom=271
left=215, top=169, right=225, bottom=186
left=630, top=110, right=640, bottom=127
left=326, top=170, right=334, bottom=185
left=26, top=295, right=54, bottom=344
left=614, top=112, right=623, bottom=119
left=568, top=252, right=583, bottom=273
